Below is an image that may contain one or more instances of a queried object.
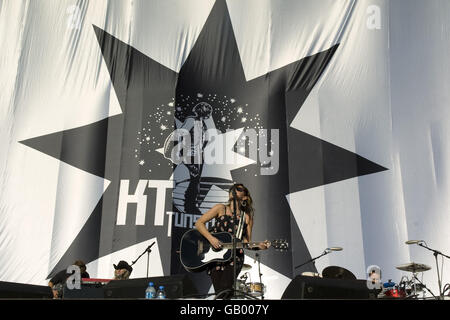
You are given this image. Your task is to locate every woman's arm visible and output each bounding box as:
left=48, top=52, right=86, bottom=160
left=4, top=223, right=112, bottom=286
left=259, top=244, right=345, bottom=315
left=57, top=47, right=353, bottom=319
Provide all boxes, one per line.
left=195, top=204, right=223, bottom=249
left=244, top=215, right=253, bottom=243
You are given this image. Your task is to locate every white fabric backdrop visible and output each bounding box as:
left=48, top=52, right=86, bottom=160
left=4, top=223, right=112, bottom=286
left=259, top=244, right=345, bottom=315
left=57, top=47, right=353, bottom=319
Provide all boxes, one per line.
left=1, top=0, right=449, bottom=298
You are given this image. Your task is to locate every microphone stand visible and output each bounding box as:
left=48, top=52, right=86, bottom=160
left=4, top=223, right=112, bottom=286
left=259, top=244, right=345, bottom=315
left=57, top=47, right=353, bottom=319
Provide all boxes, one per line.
left=131, top=241, right=155, bottom=278
left=256, top=252, right=264, bottom=300
left=214, top=190, right=257, bottom=300
left=417, top=242, right=450, bottom=299
left=294, top=249, right=332, bottom=271
left=231, top=188, right=238, bottom=299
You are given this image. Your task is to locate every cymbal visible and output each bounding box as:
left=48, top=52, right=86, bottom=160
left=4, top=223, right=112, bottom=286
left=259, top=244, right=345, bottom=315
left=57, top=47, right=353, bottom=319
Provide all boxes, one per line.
left=396, top=263, right=431, bottom=273
left=242, top=264, right=252, bottom=271
left=322, top=266, right=356, bottom=280
left=301, top=271, right=322, bottom=278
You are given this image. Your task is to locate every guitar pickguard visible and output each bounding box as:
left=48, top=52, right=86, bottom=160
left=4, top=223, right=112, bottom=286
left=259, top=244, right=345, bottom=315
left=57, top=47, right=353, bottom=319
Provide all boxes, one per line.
left=201, top=247, right=228, bottom=263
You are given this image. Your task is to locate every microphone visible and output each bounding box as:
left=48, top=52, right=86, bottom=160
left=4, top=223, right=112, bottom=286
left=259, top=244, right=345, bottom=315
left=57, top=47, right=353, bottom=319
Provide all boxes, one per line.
left=146, top=241, right=156, bottom=251
left=326, top=247, right=343, bottom=251
left=239, top=199, right=248, bottom=212
left=405, top=240, right=424, bottom=245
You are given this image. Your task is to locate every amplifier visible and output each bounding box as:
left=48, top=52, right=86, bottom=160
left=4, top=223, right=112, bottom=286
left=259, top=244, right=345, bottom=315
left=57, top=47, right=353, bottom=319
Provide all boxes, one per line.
left=63, top=285, right=105, bottom=299
left=63, top=278, right=111, bottom=299
left=281, top=275, right=380, bottom=299
left=103, top=274, right=198, bottom=299
left=0, top=281, right=53, bottom=299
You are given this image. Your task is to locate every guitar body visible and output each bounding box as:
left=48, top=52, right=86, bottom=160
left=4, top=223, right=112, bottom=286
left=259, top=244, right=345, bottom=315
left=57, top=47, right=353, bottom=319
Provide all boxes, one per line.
left=180, top=229, right=233, bottom=272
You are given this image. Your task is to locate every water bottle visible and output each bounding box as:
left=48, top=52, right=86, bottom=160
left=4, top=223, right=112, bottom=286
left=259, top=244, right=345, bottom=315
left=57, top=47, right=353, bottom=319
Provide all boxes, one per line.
left=145, top=282, right=156, bottom=299
left=156, top=285, right=166, bottom=299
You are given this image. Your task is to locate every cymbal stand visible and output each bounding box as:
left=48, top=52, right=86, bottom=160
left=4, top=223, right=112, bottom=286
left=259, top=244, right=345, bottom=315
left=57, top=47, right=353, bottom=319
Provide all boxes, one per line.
left=255, top=252, right=264, bottom=300
left=411, top=273, right=436, bottom=299
left=417, top=242, right=450, bottom=299
left=411, top=272, right=418, bottom=298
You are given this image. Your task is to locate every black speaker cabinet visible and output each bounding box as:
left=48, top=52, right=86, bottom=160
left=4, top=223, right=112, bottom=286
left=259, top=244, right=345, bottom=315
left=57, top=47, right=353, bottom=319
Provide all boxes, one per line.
left=281, top=275, right=380, bottom=299
left=63, top=284, right=105, bottom=299
left=0, top=281, right=53, bottom=299
left=103, top=274, right=198, bottom=299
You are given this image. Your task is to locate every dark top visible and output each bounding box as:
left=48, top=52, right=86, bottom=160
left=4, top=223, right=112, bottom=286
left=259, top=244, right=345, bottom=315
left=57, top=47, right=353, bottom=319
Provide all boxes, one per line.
left=207, top=205, right=248, bottom=274
left=50, top=269, right=90, bottom=286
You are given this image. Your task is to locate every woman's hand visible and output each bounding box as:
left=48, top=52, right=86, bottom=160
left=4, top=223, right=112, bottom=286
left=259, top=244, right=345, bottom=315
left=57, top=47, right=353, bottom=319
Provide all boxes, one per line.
left=257, top=240, right=271, bottom=250
left=209, top=236, right=223, bottom=250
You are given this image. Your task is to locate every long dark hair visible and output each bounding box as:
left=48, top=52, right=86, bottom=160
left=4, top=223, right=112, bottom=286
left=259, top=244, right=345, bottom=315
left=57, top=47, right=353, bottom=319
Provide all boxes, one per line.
left=226, top=183, right=254, bottom=219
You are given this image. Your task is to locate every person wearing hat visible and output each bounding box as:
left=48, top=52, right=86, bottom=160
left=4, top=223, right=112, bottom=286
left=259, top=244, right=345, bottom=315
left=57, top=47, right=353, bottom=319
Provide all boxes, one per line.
left=48, top=260, right=90, bottom=298
left=113, top=260, right=133, bottom=280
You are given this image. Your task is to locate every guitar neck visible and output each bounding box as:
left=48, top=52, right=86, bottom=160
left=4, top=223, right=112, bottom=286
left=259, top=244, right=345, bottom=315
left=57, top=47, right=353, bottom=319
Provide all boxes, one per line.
left=222, top=242, right=262, bottom=250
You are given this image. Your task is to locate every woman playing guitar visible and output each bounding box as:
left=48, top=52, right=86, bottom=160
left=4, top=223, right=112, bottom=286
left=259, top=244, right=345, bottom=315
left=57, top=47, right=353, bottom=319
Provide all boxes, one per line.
left=194, top=183, right=270, bottom=299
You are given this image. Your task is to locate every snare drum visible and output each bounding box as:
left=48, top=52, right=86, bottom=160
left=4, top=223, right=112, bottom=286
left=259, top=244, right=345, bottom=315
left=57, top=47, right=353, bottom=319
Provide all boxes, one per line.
left=247, top=282, right=265, bottom=297
left=237, top=279, right=248, bottom=293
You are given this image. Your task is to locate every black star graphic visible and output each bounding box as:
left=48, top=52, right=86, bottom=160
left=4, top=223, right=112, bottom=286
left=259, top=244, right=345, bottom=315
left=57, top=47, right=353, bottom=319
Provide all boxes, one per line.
left=20, top=0, right=386, bottom=281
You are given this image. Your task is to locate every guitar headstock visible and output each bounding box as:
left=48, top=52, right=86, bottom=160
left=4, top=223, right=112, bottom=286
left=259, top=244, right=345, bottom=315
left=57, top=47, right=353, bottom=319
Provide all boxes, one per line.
left=270, top=239, right=289, bottom=251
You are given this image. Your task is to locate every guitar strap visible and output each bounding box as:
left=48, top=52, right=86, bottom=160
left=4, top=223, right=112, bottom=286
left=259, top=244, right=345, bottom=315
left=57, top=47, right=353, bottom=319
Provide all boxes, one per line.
left=236, top=211, right=246, bottom=241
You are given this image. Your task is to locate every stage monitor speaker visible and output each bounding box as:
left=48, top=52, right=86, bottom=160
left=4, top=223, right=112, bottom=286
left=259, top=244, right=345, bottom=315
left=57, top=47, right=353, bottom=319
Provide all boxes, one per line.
left=0, top=281, right=53, bottom=299
left=281, top=275, right=380, bottom=299
left=63, top=284, right=105, bottom=299
left=103, top=274, right=198, bottom=299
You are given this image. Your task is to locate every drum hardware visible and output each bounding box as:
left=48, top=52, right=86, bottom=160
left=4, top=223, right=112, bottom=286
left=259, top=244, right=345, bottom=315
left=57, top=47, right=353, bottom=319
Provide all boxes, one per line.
left=239, top=253, right=267, bottom=299
left=396, top=262, right=431, bottom=273
left=382, top=279, right=396, bottom=292
left=247, top=282, right=265, bottom=297
left=380, top=280, right=397, bottom=298
left=236, top=253, right=269, bottom=300
left=239, top=273, right=249, bottom=281
left=254, top=252, right=265, bottom=299
left=395, top=262, right=432, bottom=299
left=241, top=264, right=252, bottom=272
left=238, top=272, right=250, bottom=293
left=380, top=278, right=409, bottom=299
left=443, top=284, right=450, bottom=296
left=405, top=240, right=450, bottom=299
left=236, top=278, right=248, bottom=293
left=379, top=272, right=433, bottom=300
left=384, top=287, right=407, bottom=298
left=410, top=273, right=437, bottom=299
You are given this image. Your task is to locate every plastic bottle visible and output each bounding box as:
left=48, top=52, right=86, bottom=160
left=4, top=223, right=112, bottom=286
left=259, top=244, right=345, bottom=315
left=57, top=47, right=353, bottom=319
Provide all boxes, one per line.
left=156, top=285, right=166, bottom=299
left=145, top=282, right=156, bottom=299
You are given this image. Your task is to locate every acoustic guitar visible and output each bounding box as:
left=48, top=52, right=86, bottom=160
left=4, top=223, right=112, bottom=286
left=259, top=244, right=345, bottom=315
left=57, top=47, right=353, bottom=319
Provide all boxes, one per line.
left=179, top=229, right=288, bottom=272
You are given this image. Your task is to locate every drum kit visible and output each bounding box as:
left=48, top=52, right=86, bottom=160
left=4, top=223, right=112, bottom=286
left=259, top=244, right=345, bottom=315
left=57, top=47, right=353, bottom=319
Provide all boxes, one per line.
left=236, top=263, right=266, bottom=298
left=298, top=262, right=435, bottom=299
left=297, top=240, right=450, bottom=299
left=379, top=262, right=432, bottom=299
left=233, top=240, right=447, bottom=300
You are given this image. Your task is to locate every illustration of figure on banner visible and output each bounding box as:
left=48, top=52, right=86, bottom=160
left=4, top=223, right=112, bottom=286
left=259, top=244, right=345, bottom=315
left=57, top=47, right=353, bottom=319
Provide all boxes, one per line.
left=163, top=101, right=219, bottom=217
